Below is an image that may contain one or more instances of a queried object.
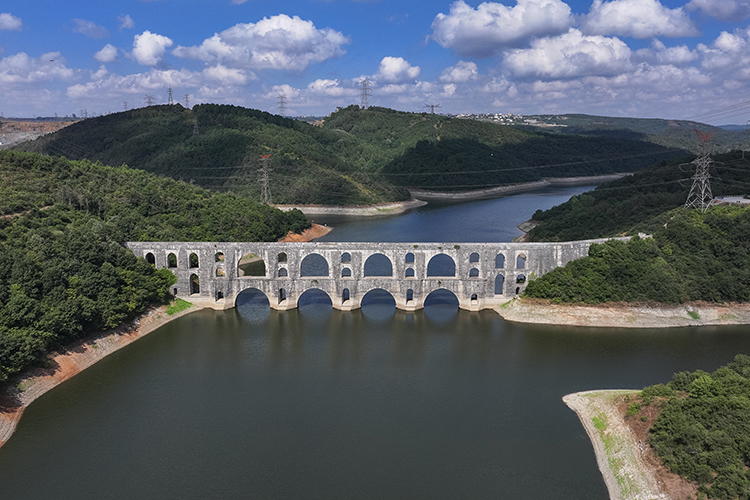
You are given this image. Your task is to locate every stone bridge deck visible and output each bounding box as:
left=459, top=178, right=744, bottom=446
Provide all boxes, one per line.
left=125, top=239, right=622, bottom=312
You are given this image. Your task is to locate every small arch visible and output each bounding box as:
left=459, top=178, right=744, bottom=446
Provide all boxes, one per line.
left=364, top=253, right=393, bottom=277
left=279, top=288, right=287, bottom=303
left=215, top=252, right=225, bottom=262
left=406, top=289, right=414, bottom=302
left=300, top=254, right=329, bottom=277
left=216, top=290, right=224, bottom=300
left=516, top=274, right=526, bottom=284
left=427, top=254, right=456, bottom=277
left=145, top=252, right=156, bottom=266
left=495, top=253, right=505, bottom=268
left=277, top=252, right=287, bottom=263
left=342, top=288, right=350, bottom=303
left=516, top=287, right=520, bottom=295
left=470, top=293, right=478, bottom=302
left=341, top=252, right=351, bottom=263
left=469, top=268, right=479, bottom=278
left=341, top=268, right=352, bottom=278
left=495, top=275, right=505, bottom=295
left=216, top=266, right=226, bottom=277
left=405, top=252, right=415, bottom=263
left=190, top=274, right=200, bottom=294
left=469, top=252, right=480, bottom=263
left=168, top=253, right=177, bottom=268
left=189, top=252, right=199, bottom=269
left=278, top=268, right=288, bottom=278
left=239, top=252, right=266, bottom=277
left=516, top=254, right=527, bottom=269
left=405, top=268, right=415, bottom=278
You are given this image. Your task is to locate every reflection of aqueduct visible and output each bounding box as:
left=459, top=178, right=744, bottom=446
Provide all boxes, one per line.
left=125, top=239, right=621, bottom=312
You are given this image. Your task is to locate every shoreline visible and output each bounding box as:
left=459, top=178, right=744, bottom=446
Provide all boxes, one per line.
left=496, top=297, right=750, bottom=328
left=277, top=223, right=333, bottom=242
left=563, top=390, right=669, bottom=500
left=273, top=199, right=427, bottom=217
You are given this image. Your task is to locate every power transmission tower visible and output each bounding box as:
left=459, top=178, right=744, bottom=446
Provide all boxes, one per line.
left=184, top=94, right=191, bottom=109
left=144, top=95, right=155, bottom=106
left=123, top=101, right=129, bottom=111
left=424, top=103, right=441, bottom=114
left=277, top=93, right=287, bottom=116
left=167, top=87, right=174, bottom=105
left=359, top=79, right=372, bottom=109
left=258, top=154, right=272, bottom=204
left=684, top=128, right=717, bottom=213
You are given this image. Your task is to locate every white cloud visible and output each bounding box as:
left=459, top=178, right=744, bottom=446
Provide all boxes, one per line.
left=635, top=40, right=698, bottom=65
left=172, top=14, right=349, bottom=71
left=91, top=65, right=108, bottom=80
left=375, top=56, right=420, bottom=83
left=118, top=14, right=134, bottom=30
left=132, top=31, right=173, bottom=67
left=687, top=0, right=750, bottom=21
left=95, top=44, right=119, bottom=63
left=439, top=61, right=478, bottom=82
left=581, top=0, right=698, bottom=39
left=66, top=68, right=200, bottom=100
left=307, top=79, right=355, bottom=97
left=697, top=30, right=750, bottom=71
left=0, top=13, right=22, bottom=31
left=503, top=29, right=632, bottom=79
left=202, top=64, right=253, bottom=86
left=73, top=19, right=110, bottom=39
left=431, top=0, right=573, bottom=57
left=0, top=52, right=76, bottom=86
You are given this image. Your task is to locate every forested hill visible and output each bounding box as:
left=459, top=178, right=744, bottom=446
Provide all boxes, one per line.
left=0, top=150, right=309, bottom=382
left=16, top=104, right=687, bottom=204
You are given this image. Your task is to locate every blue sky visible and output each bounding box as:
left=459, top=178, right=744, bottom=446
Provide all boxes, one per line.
left=2, top=0, right=750, bottom=123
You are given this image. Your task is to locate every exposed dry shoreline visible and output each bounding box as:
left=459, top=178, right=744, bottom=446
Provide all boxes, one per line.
left=274, top=199, right=426, bottom=217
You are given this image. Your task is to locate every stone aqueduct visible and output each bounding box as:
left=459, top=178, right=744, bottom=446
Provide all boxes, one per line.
left=125, top=239, right=621, bottom=312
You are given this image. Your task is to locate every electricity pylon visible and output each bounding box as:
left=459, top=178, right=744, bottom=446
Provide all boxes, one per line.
left=684, top=128, right=716, bottom=213
left=259, top=154, right=272, bottom=204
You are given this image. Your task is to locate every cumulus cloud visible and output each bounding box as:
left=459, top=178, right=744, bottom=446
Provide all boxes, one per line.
left=307, top=79, right=355, bottom=97
left=0, top=13, right=22, bottom=31
left=95, top=44, right=119, bottom=63
left=431, top=0, right=573, bottom=57
left=375, top=56, right=420, bottom=83
left=0, top=52, right=75, bottom=85
left=635, top=40, right=698, bottom=65
left=118, top=14, right=134, bottom=30
left=503, top=29, right=632, bottom=79
left=66, top=68, right=200, bottom=100
left=202, top=64, right=253, bottom=85
left=687, top=0, right=750, bottom=21
left=132, top=31, right=173, bottom=67
left=697, top=29, right=750, bottom=71
left=439, top=61, right=479, bottom=82
left=172, top=14, right=349, bottom=71
left=581, top=0, right=698, bottom=39
left=73, top=19, right=110, bottom=39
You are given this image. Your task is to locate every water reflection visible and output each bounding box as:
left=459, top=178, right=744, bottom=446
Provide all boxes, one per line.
left=423, top=289, right=460, bottom=324
left=360, top=289, right=396, bottom=321
left=235, top=288, right=270, bottom=323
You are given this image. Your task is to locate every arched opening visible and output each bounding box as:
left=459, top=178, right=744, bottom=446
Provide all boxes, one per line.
left=190, top=274, right=200, bottom=295
left=216, top=290, right=224, bottom=300
left=469, top=252, right=480, bottom=263
left=516, top=254, right=527, bottom=269
left=405, top=252, right=415, bottom=263
left=168, top=253, right=177, bottom=268
left=300, top=254, right=329, bottom=277
left=342, top=288, right=350, bottom=303
left=216, top=266, right=225, bottom=277
left=235, top=288, right=270, bottom=323
left=495, top=253, right=505, bottom=268
left=215, top=252, right=225, bottom=262
left=495, top=275, right=505, bottom=295
left=424, top=289, right=459, bottom=323
left=471, top=293, right=478, bottom=302
left=279, top=288, right=287, bottom=303
left=364, top=253, right=393, bottom=277
left=278, top=268, right=288, bottom=278
left=297, top=288, right=333, bottom=318
left=189, top=252, right=199, bottom=269
left=361, top=289, right=396, bottom=321
left=405, top=268, right=415, bottom=278
left=427, top=254, right=456, bottom=277
left=341, top=268, right=352, bottom=278
left=341, top=252, right=351, bottom=263
left=238, top=252, right=266, bottom=277
left=278, top=252, right=287, bottom=263
left=406, top=289, right=414, bottom=302
left=145, top=252, right=155, bottom=266
left=516, top=274, right=526, bottom=284
left=469, top=268, right=479, bottom=278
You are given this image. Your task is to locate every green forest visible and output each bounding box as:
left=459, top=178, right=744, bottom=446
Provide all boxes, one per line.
left=525, top=206, right=750, bottom=304
left=0, top=150, right=309, bottom=382
left=15, top=104, right=686, bottom=204
left=632, top=355, right=750, bottom=500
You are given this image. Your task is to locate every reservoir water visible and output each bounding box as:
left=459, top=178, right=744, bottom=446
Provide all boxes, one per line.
left=1, top=185, right=749, bottom=499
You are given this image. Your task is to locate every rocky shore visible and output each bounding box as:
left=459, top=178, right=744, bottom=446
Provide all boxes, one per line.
left=274, top=199, right=426, bottom=217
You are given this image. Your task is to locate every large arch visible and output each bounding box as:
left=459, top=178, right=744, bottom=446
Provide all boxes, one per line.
left=364, top=253, right=393, bottom=277
left=145, top=252, right=156, bottom=266
left=238, top=252, right=266, bottom=277
left=235, top=288, right=271, bottom=323
left=300, top=254, right=329, bottom=277
left=297, top=288, right=333, bottom=309
left=423, top=288, right=459, bottom=322
left=427, top=254, right=456, bottom=277
left=360, top=288, right=396, bottom=320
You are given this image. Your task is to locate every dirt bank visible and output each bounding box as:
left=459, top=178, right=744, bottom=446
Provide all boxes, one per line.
left=0, top=303, right=200, bottom=448
left=273, top=199, right=427, bottom=217
left=278, top=223, right=333, bottom=242
left=497, top=297, right=750, bottom=328
left=564, top=390, right=669, bottom=500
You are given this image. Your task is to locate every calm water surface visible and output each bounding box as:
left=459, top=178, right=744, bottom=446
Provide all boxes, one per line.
left=1, top=185, right=748, bottom=500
